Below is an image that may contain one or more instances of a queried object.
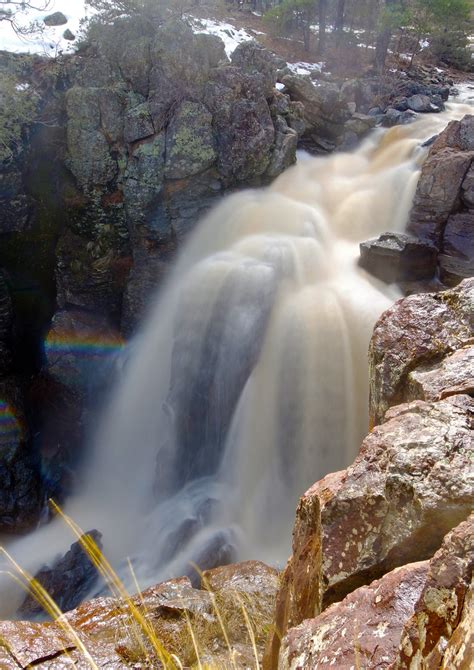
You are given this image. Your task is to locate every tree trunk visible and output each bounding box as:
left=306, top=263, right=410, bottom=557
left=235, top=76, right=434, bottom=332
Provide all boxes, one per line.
left=375, top=0, right=398, bottom=72
left=335, top=0, right=345, bottom=34
left=318, top=0, right=327, bottom=55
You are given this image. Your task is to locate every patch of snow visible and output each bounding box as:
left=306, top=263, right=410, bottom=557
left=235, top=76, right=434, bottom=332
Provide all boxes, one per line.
left=189, top=17, right=256, bottom=57
left=287, top=61, right=324, bottom=75
left=419, top=38, right=429, bottom=49
left=15, top=82, right=30, bottom=91
left=275, top=82, right=285, bottom=91
left=357, top=43, right=376, bottom=50
left=0, top=0, right=92, bottom=55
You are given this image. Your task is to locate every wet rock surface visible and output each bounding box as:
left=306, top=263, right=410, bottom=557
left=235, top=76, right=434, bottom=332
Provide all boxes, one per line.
left=279, top=514, right=474, bottom=669
left=0, top=560, right=279, bottom=668
left=279, top=561, right=430, bottom=670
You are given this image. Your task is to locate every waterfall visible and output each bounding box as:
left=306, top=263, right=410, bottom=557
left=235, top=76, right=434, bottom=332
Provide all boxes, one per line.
left=0, top=87, right=472, bottom=617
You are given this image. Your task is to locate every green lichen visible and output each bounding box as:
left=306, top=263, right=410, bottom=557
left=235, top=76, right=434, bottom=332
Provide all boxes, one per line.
left=170, top=126, right=215, bottom=164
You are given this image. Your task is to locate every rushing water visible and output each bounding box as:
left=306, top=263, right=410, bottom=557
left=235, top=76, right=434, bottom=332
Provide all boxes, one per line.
left=0, top=86, right=473, bottom=618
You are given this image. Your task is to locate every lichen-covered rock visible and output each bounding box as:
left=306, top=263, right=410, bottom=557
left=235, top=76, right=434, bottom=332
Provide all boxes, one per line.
left=279, top=562, right=430, bottom=670
left=266, top=395, right=473, bottom=667
left=279, top=515, right=474, bottom=669
left=369, top=278, right=473, bottom=425
left=65, top=87, right=118, bottom=190
left=124, top=100, right=154, bottom=144
left=231, top=41, right=278, bottom=99
left=206, top=66, right=275, bottom=182
left=123, top=132, right=166, bottom=229
left=394, top=513, right=474, bottom=668
left=165, top=101, right=216, bottom=179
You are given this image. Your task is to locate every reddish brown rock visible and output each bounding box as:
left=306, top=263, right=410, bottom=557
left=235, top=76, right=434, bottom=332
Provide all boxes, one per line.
left=407, top=344, right=474, bottom=402
left=278, top=515, right=474, bottom=670
left=394, top=513, right=474, bottom=668
left=265, top=396, right=473, bottom=668
left=0, top=561, right=279, bottom=668
left=369, top=278, right=473, bottom=425
left=279, top=561, right=430, bottom=670
left=441, top=578, right=473, bottom=669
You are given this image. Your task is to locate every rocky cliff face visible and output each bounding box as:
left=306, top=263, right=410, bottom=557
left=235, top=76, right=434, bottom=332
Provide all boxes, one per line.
left=0, top=22, right=302, bottom=532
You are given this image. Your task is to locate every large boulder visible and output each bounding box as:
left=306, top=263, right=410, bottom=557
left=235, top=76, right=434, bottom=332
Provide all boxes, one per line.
left=265, top=395, right=473, bottom=667
left=164, top=101, right=217, bottom=179
left=369, top=279, right=473, bottom=425
left=359, top=232, right=437, bottom=284
left=439, top=211, right=474, bottom=285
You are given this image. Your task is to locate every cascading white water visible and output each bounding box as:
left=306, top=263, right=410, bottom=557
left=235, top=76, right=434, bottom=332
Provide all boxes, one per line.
left=0, top=86, right=472, bottom=617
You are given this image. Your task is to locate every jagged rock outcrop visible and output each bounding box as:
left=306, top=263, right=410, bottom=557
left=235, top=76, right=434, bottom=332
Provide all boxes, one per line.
left=394, top=513, right=474, bottom=668
left=407, top=114, right=474, bottom=286
left=279, top=561, right=430, bottom=669
left=264, top=394, right=473, bottom=667
left=279, top=514, right=473, bottom=669
left=0, top=560, right=279, bottom=668
left=0, top=22, right=307, bottom=532
left=369, top=278, right=473, bottom=425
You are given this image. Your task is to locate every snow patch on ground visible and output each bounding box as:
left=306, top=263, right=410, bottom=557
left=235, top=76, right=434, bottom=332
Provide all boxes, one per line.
left=188, top=17, right=257, bottom=57
left=0, top=0, right=91, bottom=55
left=287, top=61, right=324, bottom=75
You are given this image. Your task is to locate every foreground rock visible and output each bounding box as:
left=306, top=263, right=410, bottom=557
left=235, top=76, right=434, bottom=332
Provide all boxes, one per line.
left=0, top=560, right=278, bottom=668
left=265, top=394, right=473, bottom=667
left=369, top=278, right=473, bottom=425
left=279, top=514, right=473, bottom=669
left=279, top=561, right=430, bottom=669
